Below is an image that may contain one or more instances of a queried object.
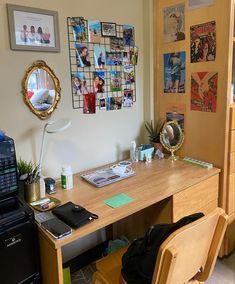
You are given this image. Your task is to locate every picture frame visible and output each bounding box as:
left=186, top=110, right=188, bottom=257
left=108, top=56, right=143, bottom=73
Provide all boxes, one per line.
left=101, top=22, right=117, bottom=37
left=7, top=4, right=60, bottom=52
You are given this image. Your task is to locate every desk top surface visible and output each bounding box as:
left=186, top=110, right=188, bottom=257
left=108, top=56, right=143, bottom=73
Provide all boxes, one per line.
left=38, top=159, right=220, bottom=248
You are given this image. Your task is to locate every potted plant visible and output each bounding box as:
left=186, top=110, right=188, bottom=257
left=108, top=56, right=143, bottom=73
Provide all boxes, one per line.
left=17, top=158, right=40, bottom=202
left=145, top=119, right=165, bottom=151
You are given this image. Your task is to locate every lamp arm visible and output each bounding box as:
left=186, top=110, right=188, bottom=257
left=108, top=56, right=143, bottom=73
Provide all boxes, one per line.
left=38, top=123, right=49, bottom=176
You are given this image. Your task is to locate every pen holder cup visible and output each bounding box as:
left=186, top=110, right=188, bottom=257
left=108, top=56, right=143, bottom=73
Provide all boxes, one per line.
left=24, top=182, right=40, bottom=203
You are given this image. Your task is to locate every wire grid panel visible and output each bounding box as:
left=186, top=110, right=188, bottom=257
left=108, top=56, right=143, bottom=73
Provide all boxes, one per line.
left=67, top=17, right=136, bottom=109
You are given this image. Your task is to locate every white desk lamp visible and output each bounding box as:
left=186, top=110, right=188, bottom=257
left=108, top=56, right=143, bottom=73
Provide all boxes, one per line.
left=38, top=118, right=71, bottom=197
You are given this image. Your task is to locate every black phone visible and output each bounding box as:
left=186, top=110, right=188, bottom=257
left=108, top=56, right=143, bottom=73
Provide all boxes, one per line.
left=41, top=217, right=72, bottom=239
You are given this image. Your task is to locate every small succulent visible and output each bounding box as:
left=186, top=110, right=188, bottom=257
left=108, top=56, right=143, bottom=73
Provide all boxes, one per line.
left=17, top=158, right=39, bottom=184
left=145, top=119, right=165, bottom=143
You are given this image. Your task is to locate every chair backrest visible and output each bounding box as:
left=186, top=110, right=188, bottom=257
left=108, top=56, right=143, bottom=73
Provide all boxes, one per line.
left=152, top=208, right=228, bottom=284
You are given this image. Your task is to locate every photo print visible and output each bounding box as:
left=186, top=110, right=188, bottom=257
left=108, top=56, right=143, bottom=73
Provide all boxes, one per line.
left=93, top=71, right=105, bottom=93
left=99, top=98, right=106, bottom=110
left=191, top=72, right=218, bottom=112
left=123, top=24, right=135, bottom=46
left=71, top=72, right=88, bottom=95
left=124, top=65, right=135, bottom=84
left=106, top=97, right=122, bottom=111
left=110, top=37, right=124, bottom=51
left=75, top=43, right=91, bottom=67
left=70, top=17, right=87, bottom=41
left=123, top=89, right=133, bottom=107
left=83, top=93, right=96, bottom=114
left=110, top=71, right=122, bottom=91
left=129, top=46, right=138, bottom=65
left=164, top=4, right=185, bottom=43
left=101, top=22, right=116, bottom=37
left=106, top=52, right=122, bottom=66
left=88, top=20, right=101, bottom=43
left=165, top=103, right=186, bottom=131
left=190, top=21, right=216, bottom=63
left=164, top=51, right=186, bottom=93
left=94, top=46, right=106, bottom=69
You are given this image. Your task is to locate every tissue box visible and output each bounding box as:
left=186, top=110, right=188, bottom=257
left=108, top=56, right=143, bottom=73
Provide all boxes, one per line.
left=139, top=146, right=154, bottom=161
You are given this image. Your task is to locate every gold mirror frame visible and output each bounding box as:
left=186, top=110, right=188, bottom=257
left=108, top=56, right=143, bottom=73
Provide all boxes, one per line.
left=160, top=120, right=184, bottom=160
left=22, top=60, right=61, bottom=120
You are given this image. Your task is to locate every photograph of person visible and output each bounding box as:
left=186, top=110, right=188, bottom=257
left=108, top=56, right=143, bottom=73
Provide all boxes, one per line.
left=71, top=17, right=87, bottom=41
left=99, top=98, right=106, bottom=110
left=164, top=51, right=185, bottom=93
left=110, top=71, right=122, bottom=91
left=124, top=65, right=135, bottom=84
left=106, top=97, right=122, bottom=110
left=164, top=4, right=185, bottom=43
left=123, top=24, right=135, bottom=46
left=93, top=71, right=105, bottom=93
left=94, top=46, right=106, bottom=69
left=190, top=21, right=216, bottom=63
left=88, top=20, right=101, bottom=43
left=71, top=72, right=88, bottom=95
left=106, top=52, right=122, bottom=66
left=83, top=93, right=96, bottom=114
left=129, top=46, right=138, bottom=65
left=123, top=90, right=133, bottom=107
left=75, top=43, right=91, bottom=67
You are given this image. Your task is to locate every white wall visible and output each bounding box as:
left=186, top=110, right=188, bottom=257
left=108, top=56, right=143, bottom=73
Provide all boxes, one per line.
left=0, top=0, right=153, bottom=261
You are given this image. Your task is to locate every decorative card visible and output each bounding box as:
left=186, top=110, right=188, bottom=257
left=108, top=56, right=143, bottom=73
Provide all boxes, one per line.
left=164, top=4, right=185, bottom=43
left=191, top=72, right=218, bottom=112
left=190, top=21, right=216, bottom=63
left=164, top=51, right=186, bottom=93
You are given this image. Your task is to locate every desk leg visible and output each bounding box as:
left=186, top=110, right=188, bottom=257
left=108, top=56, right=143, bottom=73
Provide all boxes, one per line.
left=39, top=231, right=63, bottom=284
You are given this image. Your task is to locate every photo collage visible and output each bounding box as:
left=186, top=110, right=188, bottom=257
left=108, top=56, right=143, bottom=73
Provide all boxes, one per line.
left=67, top=17, right=138, bottom=114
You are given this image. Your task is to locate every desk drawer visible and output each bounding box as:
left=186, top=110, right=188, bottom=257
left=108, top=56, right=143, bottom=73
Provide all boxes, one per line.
left=172, top=175, right=219, bottom=222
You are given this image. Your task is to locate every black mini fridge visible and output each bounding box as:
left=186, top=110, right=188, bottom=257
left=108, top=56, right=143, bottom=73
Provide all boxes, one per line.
left=0, top=136, right=40, bottom=283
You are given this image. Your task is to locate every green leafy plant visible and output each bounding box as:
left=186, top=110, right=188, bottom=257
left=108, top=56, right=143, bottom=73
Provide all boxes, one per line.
left=17, top=158, right=39, bottom=184
left=145, top=119, right=165, bottom=143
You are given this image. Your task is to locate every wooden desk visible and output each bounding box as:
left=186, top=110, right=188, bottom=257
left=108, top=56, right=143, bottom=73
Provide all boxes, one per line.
left=38, top=159, right=220, bottom=284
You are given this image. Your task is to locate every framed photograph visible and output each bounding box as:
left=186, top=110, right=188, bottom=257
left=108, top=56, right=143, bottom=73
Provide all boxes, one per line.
left=7, top=4, right=60, bottom=52
left=101, top=22, right=117, bottom=37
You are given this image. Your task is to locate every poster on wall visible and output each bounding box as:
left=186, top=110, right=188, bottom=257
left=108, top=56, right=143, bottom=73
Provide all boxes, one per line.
left=190, top=21, right=216, bottom=63
left=163, top=4, right=185, bottom=43
left=191, top=72, right=218, bottom=112
left=165, top=103, right=186, bottom=131
left=164, top=51, right=185, bottom=93
left=187, top=0, right=214, bottom=10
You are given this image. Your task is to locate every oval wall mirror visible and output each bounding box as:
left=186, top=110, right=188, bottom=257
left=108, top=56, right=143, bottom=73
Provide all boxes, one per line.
left=22, top=60, right=61, bottom=120
left=160, top=120, right=184, bottom=160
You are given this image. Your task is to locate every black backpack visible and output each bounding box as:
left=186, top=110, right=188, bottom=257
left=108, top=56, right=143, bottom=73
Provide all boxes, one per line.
left=121, top=212, right=204, bottom=284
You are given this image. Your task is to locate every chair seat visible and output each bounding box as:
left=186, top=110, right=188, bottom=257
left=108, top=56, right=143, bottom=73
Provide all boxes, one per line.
left=94, top=246, right=128, bottom=284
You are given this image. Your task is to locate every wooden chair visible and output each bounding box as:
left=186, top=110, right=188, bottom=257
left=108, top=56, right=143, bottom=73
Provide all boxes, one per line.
left=92, top=208, right=228, bottom=284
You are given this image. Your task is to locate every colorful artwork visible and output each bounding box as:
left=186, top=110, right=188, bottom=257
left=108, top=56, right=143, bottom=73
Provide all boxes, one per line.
left=164, top=51, right=185, bottom=93
left=190, top=21, right=216, bottom=63
left=165, top=103, right=186, bottom=130
left=70, top=17, right=87, bottom=41
left=110, top=71, right=122, bottom=91
left=88, top=20, right=101, bottom=43
left=164, top=4, right=185, bottom=43
left=191, top=72, right=218, bottom=112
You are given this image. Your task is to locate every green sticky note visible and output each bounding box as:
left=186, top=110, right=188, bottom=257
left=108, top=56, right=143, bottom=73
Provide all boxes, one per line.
left=104, top=193, right=133, bottom=208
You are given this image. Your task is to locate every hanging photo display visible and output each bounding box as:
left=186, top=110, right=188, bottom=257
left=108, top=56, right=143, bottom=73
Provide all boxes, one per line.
left=67, top=17, right=137, bottom=113
left=164, top=51, right=185, bottom=93
left=163, top=4, right=185, bottom=43
left=191, top=72, right=218, bottom=112
left=190, top=21, right=216, bottom=63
